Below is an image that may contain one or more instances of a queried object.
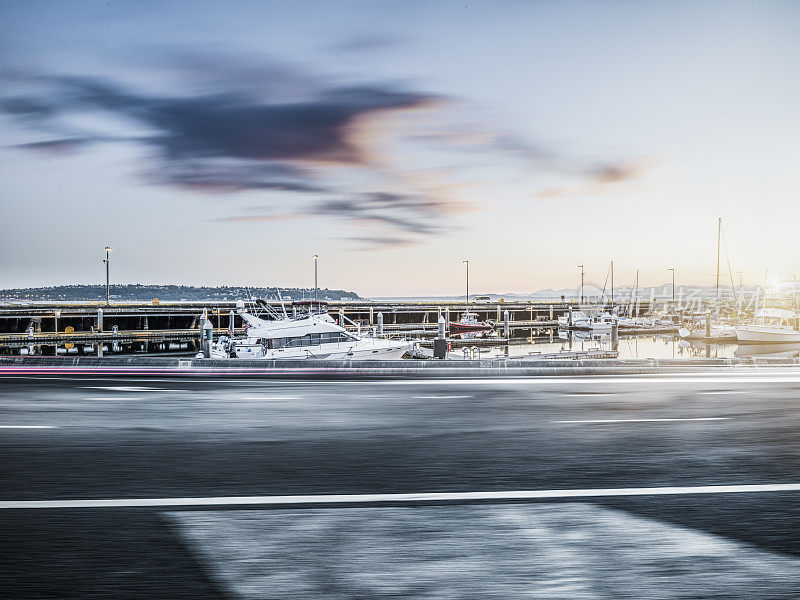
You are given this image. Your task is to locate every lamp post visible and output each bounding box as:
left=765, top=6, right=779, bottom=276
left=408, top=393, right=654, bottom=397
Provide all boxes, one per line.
left=463, top=260, right=469, bottom=306
left=667, top=267, right=675, bottom=309
left=578, top=265, right=585, bottom=305
left=103, top=246, right=111, bottom=306
left=313, top=254, right=319, bottom=302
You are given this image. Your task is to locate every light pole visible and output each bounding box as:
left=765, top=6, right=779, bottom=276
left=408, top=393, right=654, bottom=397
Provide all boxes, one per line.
left=667, top=267, right=675, bottom=309
left=313, top=254, right=319, bottom=302
left=103, top=246, right=111, bottom=305
left=463, top=260, right=469, bottom=306
left=578, top=265, right=585, bottom=305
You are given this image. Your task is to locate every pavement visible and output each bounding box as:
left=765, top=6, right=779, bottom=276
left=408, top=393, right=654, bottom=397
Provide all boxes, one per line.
left=2, top=372, right=800, bottom=598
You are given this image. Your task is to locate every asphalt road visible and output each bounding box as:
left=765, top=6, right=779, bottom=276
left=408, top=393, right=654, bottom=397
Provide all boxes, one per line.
left=2, top=373, right=800, bottom=598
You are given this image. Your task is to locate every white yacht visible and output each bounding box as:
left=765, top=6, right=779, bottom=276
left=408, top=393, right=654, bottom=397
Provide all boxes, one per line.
left=557, top=310, right=589, bottom=328
left=210, top=301, right=412, bottom=360
left=736, top=308, right=800, bottom=344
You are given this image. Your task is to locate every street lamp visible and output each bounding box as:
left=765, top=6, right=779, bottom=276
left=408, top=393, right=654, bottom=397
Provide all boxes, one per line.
left=578, top=265, right=585, bottom=305
left=313, top=254, right=319, bottom=302
left=463, top=260, right=469, bottom=306
left=103, top=246, right=112, bottom=305
left=667, top=268, right=675, bottom=309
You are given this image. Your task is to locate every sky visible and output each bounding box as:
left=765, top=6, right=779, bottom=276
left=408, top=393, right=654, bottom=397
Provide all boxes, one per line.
left=1, top=0, right=799, bottom=296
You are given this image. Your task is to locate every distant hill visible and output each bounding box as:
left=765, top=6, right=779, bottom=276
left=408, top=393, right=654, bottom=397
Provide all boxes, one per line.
left=0, top=284, right=361, bottom=302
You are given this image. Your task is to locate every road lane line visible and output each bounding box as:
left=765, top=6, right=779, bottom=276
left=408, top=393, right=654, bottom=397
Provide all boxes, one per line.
left=554, top=417, right=730, bottom=424
left=0, top=425, right=57, bottom=429
left=83, top=386, right=163, bottom=392
left=2, top=483, right=799, bottom=509
left=240, top=396, right=300, bottom=401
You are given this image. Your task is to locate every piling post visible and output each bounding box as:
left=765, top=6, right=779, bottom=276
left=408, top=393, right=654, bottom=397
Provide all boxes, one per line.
left=339, top=309, right=345, bottom=327
left=229, top=310, right=235, bottom=334
left=568, top=306, right=573, bottom=328
left=369, top=306, right=374, bottom=325
left=54, top=310, right=60, bottom=333
left=503, top=310, right=510, bottom=338
left=445, top=307, right=450, bottom=332
left=202, top=317, right=214, bottom=358
left=549, top=304, right=554, bottom=320
left=706, top=311, right=712, bottom=339
left=97, top=308, right=103, bottom=333
left=292, top=306, right=297, bottom=318
left=377, top=312, right=384, bottom=337
left=96, top=343, right=103, bottom=358
left=438, top=314, right=446, bottom=339
left=611, top=321, right=619, bottom=351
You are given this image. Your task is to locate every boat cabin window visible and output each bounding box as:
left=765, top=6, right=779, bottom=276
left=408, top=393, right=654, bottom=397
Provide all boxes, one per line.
left=271, top=331, right=355, bottom=348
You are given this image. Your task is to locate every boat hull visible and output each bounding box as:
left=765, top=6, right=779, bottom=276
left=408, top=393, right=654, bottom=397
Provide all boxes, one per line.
left=736, top=326, right=800, bottom=344
left=449, top=322, right=493, bottom=333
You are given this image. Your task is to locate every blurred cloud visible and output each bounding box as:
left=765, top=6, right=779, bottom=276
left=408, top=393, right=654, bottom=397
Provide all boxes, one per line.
left=1, top=52, right=645, bottom=245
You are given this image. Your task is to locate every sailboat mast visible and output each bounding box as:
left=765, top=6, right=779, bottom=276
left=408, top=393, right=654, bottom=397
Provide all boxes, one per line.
left=716, top=217, right=721, bottom=300
left=611, top=260, right=614, bottom=308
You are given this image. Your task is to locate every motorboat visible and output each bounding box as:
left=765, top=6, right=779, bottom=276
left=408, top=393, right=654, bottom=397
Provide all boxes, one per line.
left=557, top=310, right=589, bottom=328
left=209, top=301, right=412, bottom=359
left=449, top=312, right=494, bottom=334
left=573, top=311, right=617, bottom=331
left=736, top=308, right=800, bottom=344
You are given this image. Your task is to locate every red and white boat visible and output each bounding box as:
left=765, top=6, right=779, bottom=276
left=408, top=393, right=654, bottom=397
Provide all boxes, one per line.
left=449, top=312, right=494, bottom=334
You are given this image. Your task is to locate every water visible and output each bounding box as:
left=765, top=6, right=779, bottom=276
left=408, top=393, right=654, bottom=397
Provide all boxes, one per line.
left=460, top=330, right=800, bottom=360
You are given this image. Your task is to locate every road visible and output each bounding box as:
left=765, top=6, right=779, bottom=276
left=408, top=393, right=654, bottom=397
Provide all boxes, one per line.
left=2, top=372, right=800, bottom=598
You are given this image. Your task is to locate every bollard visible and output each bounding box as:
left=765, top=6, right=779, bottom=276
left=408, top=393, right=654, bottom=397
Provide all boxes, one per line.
left=377, top=312, right=384, bottom=336
left=202, top=317, right=214, bottom=358
left=433, top=327, right=448, bottom=359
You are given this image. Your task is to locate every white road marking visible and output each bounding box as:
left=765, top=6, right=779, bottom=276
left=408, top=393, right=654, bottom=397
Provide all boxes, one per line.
left=3, top=482, right=799, bottom=509
left=413, top=395, right=472, bottom=399
left=0, top=425, right=57, bottom=429
left=240, top=396, right=300, bottom=401
left=169, top=504, right=800, bottom=598
left=555, top=417, right=730, bottom=424
left=84, top=386, right=162, bottom=392
left=380, top=373, right=800, bottom=385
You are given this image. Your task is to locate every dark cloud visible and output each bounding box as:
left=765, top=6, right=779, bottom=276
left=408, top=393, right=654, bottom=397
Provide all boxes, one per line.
left=1, top=66, right=445, bottom=243
left=1, top=53, right=645, bottom=246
